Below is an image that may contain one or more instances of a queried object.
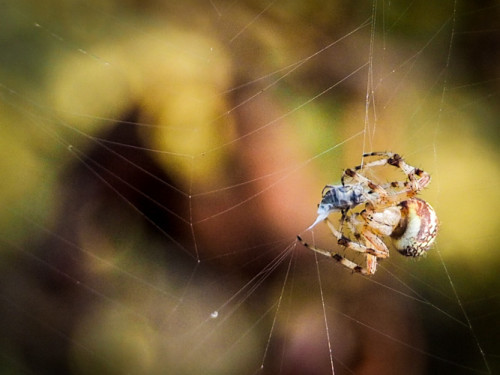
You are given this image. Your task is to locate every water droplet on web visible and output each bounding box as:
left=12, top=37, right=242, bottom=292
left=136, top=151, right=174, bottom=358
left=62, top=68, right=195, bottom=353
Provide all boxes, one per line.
left=210, top=311, right=219, bottom=319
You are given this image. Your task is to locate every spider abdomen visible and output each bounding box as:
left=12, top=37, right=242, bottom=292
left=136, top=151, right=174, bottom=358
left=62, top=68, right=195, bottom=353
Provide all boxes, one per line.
left=391, top=198, right=438, bottom=257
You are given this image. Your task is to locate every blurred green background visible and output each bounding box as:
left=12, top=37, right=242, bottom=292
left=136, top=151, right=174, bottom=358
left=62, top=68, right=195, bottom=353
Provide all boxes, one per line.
left=0, top=1, right=499, bottom=374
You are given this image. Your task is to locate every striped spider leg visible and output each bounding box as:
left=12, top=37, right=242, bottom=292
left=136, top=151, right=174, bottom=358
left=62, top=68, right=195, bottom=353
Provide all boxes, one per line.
left=297, top=207, right=393, bottom=275
left=348, top=152, right=431, bottom=196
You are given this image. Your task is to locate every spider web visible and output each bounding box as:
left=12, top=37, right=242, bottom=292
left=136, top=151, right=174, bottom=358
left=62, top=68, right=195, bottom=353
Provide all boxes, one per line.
left=0, top=0, right=499, bottom=374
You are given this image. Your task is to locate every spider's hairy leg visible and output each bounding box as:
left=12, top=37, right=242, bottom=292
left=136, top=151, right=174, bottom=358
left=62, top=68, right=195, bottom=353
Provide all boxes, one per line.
left=360, top=204, right=402, bottom=236
left=342, top=212, right=389, bottom=258
left=366, top=254, right=378, bottom=275
left=362, top=151, right=396, bottom=159
left=382, top=181, right=406, bottom=190
left=360, top=152, right=431, bottom=192
left=339, top=209, right=347, bottom=232
left=355, top=151, right=397, bottom=170
left=360, top=230, right=390, bottom=258
left=296, top=236, right=373, bottom=275
left=325, top=218, right=386, bottom=257
left=389, top=157, right=431, bottom=192
left=324, top=217, right=343, bottom=238
left=341, top=168, right=388, bottom=199
left=296, top=235, right=333, bottom=258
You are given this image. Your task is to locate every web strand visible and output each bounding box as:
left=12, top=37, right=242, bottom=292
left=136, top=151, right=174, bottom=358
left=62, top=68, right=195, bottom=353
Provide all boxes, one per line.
left=315, top=252, right=336, bottom=375
left=433, top=0, right=492, bottom=372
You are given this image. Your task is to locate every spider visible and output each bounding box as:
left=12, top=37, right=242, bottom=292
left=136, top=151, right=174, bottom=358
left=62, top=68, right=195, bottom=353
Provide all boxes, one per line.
left=297, top=152, right=438, bottom=275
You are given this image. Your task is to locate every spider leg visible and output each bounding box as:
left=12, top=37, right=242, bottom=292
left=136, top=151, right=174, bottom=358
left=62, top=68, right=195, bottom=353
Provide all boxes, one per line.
left=296, top=236, right=375, bottom=275
left=298, top=213, right=387, bottom=273
left=341, top=168, right=390, bottom=205
left=358, top=152, right=431, bottom=192
left=316, top=215, right=385, bottom=258
left=342, top=213, right=390, bottom=258
left=381, top=181, right=406, bottom=190
left=339, top=209, right=347, bottom=232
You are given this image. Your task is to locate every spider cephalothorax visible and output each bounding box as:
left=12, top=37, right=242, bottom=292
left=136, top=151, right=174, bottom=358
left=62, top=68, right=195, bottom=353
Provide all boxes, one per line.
left=298, top=152, right=438, bottom=275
